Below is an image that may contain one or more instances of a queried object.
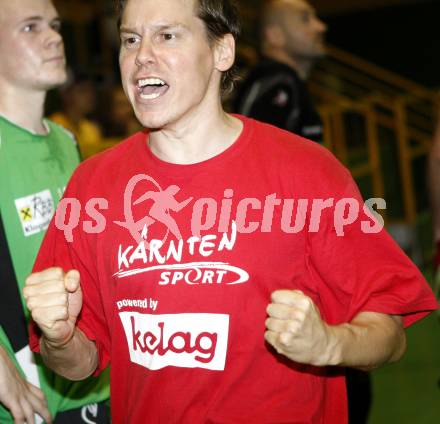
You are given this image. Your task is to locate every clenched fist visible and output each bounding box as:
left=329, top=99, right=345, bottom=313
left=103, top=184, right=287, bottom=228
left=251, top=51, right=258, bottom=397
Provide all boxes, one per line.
left=23, top=268, right=83, bottom=349
left=265, top=290, right=337, bottom=366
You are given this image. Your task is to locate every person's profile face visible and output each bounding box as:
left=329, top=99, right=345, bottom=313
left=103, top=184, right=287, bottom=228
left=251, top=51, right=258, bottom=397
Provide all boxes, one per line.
left=281, top=0, right=327, bottom=61
left=118, top=0, right=228, bottom=131
left=0, top=0, right=66, bottom=92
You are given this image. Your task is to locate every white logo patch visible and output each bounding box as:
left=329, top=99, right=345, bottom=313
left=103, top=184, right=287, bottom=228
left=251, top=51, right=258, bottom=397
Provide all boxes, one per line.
left=15, top=189, right=54, bottom=237
left=119, top=312, right=229, bottom=371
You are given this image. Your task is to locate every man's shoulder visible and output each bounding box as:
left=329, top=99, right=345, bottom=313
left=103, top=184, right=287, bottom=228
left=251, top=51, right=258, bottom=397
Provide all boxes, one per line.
left=248, top=58, right=299, bottom=78
left=46, top=118, right=76, bottom=144
left=241, top=59, right=301, bottom=90
left=250, top=117, right=323, bottom=154
left=234, top=59, right=303, bottom=117
left=249, top=117, right=351, bottom=186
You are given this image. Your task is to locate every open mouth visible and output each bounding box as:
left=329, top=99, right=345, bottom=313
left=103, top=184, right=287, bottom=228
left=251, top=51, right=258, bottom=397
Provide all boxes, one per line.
left=137, top=77, right=169, bottom=100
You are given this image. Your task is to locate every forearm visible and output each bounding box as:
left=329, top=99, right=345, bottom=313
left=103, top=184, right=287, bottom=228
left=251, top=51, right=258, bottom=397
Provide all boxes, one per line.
left=40, top=327, right=98, bottom=381
left=0, top=343, right=13, bottom=367
left=325, top=312, right=406, bottom=371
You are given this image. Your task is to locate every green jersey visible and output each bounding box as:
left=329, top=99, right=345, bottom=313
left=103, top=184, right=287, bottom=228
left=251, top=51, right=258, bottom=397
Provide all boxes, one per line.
left=0, top=115, right=109, bottom=423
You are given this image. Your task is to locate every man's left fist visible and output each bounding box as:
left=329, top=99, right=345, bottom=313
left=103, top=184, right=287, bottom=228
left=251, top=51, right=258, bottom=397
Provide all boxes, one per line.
left=265, top=290, right=336, bottom=366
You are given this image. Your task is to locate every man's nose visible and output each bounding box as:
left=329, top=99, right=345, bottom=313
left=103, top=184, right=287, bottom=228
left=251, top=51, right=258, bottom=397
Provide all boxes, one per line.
left=135, top=38, right=157, bottom=67
left=314, top=17, right=327, bottom=34
left=45, top=27, right=64, bottom=50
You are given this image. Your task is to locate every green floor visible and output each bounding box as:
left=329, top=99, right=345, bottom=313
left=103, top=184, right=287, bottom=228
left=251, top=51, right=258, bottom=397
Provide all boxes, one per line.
left=364, top=208, right=440, bottom=423
left=369, top=292, right=440, bottom=423
left=342, top=128, right=440, bottom=422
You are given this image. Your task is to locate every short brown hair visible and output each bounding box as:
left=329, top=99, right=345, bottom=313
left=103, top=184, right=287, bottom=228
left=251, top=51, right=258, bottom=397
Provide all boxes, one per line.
left=116, top=0, right=241, bottom=94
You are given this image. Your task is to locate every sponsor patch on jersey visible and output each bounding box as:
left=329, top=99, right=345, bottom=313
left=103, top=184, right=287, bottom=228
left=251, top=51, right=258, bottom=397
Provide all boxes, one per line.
left=119, top=312, right=229, bottom=371
left=15, top=189, right=54, bottom=237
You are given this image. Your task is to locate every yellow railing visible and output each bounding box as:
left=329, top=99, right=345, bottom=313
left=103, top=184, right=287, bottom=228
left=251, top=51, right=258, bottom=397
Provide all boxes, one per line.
left=310, top=44, right=439, bottom=226
left=317, top=45, right=434, bottom=99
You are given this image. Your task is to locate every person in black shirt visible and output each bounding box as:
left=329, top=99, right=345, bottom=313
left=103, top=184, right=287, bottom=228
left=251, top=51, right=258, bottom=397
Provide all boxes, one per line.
left=234, top=0, right=326, bottom=143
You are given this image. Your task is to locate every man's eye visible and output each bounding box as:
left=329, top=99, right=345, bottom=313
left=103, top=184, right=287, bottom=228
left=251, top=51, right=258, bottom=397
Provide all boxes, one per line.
left=123, top=36, right=139, bottom=46
left=161, top=33, right=176, bottom=41
left=23, top=24, right=37, bottom=32
left=51, top=22, right=62, bottom=33
left=301, top=12, right=312, bottom=23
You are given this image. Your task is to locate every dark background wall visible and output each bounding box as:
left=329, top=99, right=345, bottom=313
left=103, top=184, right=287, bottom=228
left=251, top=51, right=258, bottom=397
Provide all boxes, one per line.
left=237, top=0, right=440, bottom=88
left=317, top=0, right=440, bottom=87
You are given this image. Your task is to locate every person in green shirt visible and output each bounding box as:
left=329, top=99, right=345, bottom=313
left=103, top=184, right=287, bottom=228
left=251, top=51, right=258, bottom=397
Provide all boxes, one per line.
left=0, top=0, right=109, bottom=423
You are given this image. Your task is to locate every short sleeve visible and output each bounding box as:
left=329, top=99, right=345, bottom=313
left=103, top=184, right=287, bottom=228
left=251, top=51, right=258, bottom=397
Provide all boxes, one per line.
left=307, top=170, right=438, bottom=327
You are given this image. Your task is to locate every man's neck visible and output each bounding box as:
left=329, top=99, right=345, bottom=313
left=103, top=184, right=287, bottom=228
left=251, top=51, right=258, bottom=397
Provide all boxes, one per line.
left=0, top=83, right=47, bottom=134
left=262, top=49, right=313, bottom=80
left=148, top=102, right=243, bottom=165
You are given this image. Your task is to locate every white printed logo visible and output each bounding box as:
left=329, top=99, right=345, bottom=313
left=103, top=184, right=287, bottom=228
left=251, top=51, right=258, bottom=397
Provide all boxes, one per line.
left=81, top=403, right=98, bottom=424
left=119, top=312, right=229, bottom=371
left=15, top=189, right=54, bottom=237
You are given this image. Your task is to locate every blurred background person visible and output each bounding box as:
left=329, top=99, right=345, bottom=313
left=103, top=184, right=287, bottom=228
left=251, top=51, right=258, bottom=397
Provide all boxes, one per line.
left=100, top=85, right=141, bottom=143
left=0, top=0, right=109, bottom=422
left=50, top=72, right=105, bottom=159
left=234, top=0, right=326, bottom=143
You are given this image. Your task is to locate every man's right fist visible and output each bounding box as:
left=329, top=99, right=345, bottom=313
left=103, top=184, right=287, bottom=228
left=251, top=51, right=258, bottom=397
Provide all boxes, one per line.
left=23, top=267, right=83, bottom=348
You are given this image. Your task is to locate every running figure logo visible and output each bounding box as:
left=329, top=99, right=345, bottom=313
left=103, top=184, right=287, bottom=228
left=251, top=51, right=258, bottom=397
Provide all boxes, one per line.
left=114, top=174, right=193, bottom=246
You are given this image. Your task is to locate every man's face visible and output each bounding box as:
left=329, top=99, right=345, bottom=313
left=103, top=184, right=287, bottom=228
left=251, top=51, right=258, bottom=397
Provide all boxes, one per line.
left=0, top=0, right=66, bottom=92
left=281, top=0, right=327, bottom=61
left=119, top=0, right=228, bottom=130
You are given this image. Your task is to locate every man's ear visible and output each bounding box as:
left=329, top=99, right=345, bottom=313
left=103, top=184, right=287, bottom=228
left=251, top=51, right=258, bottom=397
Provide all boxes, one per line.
left=264, top=25, right=285, bottom=49
left=214, top=33, right=235, bottom=72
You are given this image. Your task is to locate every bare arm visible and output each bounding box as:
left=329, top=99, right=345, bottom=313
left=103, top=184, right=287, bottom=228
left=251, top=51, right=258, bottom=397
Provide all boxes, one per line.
left=40, top=328, right=98, bottom=381
left=265, top=290, right=406, bottom=370
left=324, top=312, right=405, bottom=370
left=24, top=267, right=98, bottom=381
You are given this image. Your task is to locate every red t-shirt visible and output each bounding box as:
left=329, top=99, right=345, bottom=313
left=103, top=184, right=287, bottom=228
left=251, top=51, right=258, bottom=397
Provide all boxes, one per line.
left=31, top=116, right=437, bottom=423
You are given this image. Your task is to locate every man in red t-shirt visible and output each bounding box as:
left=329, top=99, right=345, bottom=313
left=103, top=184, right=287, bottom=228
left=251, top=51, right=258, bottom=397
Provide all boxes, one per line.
left=23, top=0, right=437, bottom=423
